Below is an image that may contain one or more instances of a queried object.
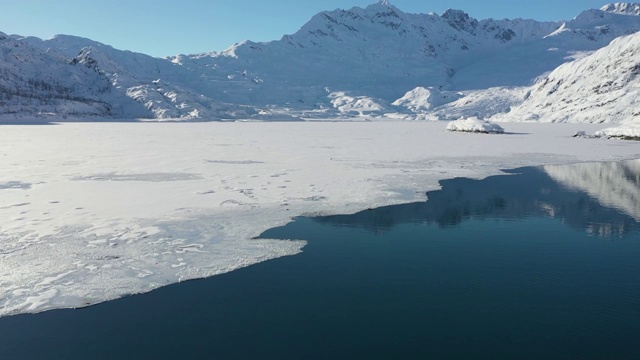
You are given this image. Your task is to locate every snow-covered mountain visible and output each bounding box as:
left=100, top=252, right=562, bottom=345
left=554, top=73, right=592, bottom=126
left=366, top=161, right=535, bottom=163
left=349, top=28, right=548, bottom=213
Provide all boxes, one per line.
left=2, top=1, right=640, bottom=121
left=18, top=35, right=257, bottom=120
left=601, top=2, right=640, bottom=15
left=502, top=30, right=640, bottom=124
left=0, top=32, right=145, bottom=118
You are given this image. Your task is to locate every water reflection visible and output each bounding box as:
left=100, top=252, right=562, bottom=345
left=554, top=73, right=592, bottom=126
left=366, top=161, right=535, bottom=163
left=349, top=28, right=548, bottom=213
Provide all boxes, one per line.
left=545, top=160, right=640, bottom=221
left=317, top=160, right=640, bottom=238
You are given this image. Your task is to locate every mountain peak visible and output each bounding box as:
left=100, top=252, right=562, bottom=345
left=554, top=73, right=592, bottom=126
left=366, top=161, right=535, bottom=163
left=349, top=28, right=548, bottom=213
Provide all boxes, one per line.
left=601, top=2, right=640, bottom=15
left=366, top=0, right=398, bottom=11
left=441, top=8, right=471, bottom=19
left=441, top=9, right=479, bottom=33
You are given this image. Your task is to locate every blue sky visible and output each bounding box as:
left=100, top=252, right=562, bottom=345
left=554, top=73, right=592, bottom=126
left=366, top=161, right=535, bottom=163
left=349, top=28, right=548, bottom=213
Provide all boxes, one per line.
left=1, top=0, right=612, bottom=57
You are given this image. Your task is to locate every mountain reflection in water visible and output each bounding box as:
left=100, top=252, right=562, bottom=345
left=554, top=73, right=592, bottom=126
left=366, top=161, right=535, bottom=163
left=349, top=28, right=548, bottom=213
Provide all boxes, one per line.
left=545, top=159, right=640, bottom=222
left=317, top=160, right=640, bottom=238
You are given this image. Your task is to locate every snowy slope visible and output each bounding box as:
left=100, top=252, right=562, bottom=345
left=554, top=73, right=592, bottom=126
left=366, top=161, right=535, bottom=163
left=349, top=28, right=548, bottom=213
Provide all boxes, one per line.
left=601, top=2, right=640, bottom=15
left=392, top=87, right=464, bottom=112
left=0, top=32, right=145, bottom=119
left=2, top=2, right=640, bottom=120
left=428, top=87, right=529, bottom=120
left=452, top=5, right=640, bottom=89
left=166, top=1, right=640, bottom=119
left=502, top=31, right=640, bottom=124
left=21, top=36, right=257, bottom=120
left=170, top=2, right=561, bottom=108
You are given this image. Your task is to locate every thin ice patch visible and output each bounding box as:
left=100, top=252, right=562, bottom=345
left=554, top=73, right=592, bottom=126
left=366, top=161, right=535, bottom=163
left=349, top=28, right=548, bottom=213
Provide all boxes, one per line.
left=0, top=181, right=32, bottom=190
left=205, top=160, right=265, bottom=165
left=72, top=172, right=202, bottom=182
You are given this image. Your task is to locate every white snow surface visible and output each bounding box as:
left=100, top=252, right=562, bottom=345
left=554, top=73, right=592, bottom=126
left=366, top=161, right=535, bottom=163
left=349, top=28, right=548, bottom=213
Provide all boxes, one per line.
left=428, top=87, right=529, bottom=120
left=446, top=118, right=505, bottom=133
left=601, top=2, right=640, bottom=15
left=328, top=91, right=387, bottom=116
left=3, top=3, right=640, bottom=121
left=1, top=121, right=639, bottom=317
left=595, top=123, right=640, bottom=138
left=502, top=31, right=640, bottom=124
left=392, top=87, right=464, bottom=112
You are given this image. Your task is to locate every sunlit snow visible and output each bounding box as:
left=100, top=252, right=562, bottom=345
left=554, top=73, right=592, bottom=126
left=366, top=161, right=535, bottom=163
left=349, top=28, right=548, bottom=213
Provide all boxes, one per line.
left=5, top=3, right=640, bottom=122
left=445, top=118, right=505, bottom=133
left=595, top=123, right=640, bottom=139
left=2, top=0, right=640, bottom=319
left=1, top=121, right=639, bottom=317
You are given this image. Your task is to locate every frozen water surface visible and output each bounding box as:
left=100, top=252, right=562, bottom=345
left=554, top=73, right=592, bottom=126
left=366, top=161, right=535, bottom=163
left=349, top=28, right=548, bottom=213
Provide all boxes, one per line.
left=0, top=121, right=639, bottom=316
left=0, top=182, right=32, bottom=190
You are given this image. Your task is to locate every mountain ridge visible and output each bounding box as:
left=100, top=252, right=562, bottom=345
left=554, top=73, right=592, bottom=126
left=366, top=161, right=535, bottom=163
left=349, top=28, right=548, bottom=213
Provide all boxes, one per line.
left=1, top=2, right=639, bottom=122
left=500, top=30, right=640, bottom=124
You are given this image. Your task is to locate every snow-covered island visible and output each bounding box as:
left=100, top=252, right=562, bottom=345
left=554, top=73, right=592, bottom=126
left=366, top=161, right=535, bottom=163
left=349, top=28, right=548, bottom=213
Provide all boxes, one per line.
left=446, top=118, right=505, bottom=134
left=595, top=124, right=640, bottom=140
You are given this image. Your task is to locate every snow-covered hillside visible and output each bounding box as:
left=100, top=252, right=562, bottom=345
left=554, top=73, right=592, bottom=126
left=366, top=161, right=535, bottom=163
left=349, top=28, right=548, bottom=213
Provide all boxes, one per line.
left=452, top=3, right=640, bottom=89
left=0, top=32, right=144, bottom=119
left=601, top=2, right=640, bottom=15
left=502, top=31, right=640, bottom=124
left=2, top=1, right=640, bottom=121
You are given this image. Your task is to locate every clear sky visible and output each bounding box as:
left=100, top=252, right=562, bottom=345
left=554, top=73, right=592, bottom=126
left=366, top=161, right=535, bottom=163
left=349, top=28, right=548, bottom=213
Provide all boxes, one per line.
left=1, top=0, right=614, bottom=57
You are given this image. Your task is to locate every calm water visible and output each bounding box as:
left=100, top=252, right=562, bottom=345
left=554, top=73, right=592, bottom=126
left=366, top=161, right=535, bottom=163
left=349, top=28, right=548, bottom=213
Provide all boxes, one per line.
left=1, top=161, right=639, bottom=359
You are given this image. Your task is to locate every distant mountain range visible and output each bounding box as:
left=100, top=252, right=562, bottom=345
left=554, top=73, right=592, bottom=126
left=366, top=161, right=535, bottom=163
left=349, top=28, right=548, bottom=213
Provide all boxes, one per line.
left=1, top=1, right=639, bottom=123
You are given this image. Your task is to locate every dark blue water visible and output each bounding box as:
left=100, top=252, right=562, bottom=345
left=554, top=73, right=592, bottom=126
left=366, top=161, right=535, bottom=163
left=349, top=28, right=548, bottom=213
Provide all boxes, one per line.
left=1, top=161, right=639, bottom=359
